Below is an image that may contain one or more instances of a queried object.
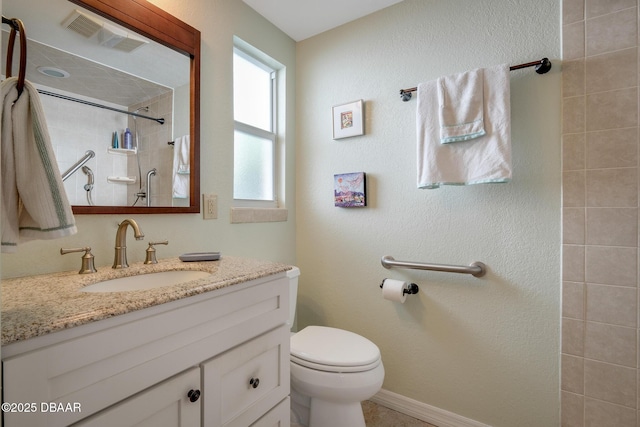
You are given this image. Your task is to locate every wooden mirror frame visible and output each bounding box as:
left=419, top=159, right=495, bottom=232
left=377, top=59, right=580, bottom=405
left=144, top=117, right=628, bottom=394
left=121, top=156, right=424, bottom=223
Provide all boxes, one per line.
left=68, top=0, right=200, bottom=214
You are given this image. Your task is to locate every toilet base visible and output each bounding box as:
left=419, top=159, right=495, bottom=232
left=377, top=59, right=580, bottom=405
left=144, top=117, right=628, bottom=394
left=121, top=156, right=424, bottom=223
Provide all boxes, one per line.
left=290, top=387, right=366, bottom=427
left=290, top=391, right=310, bottom=426
left=310, top=399, right=366, bottom=427
left=289, top=357, right=384, bottom=427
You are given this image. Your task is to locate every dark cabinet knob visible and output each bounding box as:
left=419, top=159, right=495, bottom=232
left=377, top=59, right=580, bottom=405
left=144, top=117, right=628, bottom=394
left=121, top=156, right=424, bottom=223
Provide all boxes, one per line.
left=249, top=378, right=260, bottom=389
left=187, top=389, right=201, bottom=402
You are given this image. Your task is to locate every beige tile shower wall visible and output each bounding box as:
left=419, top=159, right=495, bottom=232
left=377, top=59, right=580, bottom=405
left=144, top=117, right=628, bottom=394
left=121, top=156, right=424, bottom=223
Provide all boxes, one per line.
left=128, top=92, right=173, bottom=207
left=561, top=0, right=639, bottom=425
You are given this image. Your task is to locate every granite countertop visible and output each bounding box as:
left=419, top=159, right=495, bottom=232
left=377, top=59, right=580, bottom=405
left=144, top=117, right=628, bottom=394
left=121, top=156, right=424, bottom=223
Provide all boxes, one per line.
left=1, top=256, right=291, bottom=346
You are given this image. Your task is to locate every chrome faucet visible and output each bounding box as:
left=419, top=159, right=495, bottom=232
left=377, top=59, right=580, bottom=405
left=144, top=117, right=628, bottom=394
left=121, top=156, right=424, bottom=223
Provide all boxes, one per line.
left=113, top=219, right=144, bottom=269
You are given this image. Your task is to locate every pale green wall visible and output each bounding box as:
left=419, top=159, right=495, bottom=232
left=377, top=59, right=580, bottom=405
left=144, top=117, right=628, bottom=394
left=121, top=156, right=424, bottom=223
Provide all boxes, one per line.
left=0, top=0, right=297, bottom=278
left=295, top=1, right=561, bottom=426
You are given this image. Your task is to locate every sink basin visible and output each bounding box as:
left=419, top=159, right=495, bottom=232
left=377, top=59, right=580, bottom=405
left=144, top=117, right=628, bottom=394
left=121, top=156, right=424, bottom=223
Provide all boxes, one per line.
left=81, top=270, right=211, bottom=293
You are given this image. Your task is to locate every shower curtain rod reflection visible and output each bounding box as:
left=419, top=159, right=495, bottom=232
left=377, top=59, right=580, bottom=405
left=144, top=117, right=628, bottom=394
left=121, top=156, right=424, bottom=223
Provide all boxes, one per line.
left=399, top=57, right=552, bottom=101
left=37, top=89, right=165, bottom=124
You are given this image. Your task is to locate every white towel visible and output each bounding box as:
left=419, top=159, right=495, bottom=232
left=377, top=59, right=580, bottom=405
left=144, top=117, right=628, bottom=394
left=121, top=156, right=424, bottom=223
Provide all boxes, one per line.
left=438, top=67, right=486, bottom=143
left=172, top=135, right=190, bottom=198
left=1, top=77, right=77, bottom=252
left=417, top=64, right=511, bottom=189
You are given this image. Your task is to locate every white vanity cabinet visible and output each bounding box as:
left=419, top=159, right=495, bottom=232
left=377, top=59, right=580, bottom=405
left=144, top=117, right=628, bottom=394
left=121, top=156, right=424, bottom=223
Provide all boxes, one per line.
left=2, top=272, right=290, bottom=427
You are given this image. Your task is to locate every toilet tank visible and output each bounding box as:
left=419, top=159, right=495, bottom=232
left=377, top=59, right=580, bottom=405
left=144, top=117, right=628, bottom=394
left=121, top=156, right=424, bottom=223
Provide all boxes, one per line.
left=286, top=267, right=300, bottom=329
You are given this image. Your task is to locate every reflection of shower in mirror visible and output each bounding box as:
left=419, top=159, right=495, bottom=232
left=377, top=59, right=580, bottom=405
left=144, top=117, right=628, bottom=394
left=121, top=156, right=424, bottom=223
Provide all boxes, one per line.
left=42, top=90, right=176, bottom=207
left=4, top=0, right=199, bottom=213
left=81, top=166, right=95, bottom=206
left=146, top=168, right=157, bottom=207
left=131, top=168, right=157, bottom=207
left=129, top=107, right=161, bottom=208
left=131, top=106, right=148, bottom=207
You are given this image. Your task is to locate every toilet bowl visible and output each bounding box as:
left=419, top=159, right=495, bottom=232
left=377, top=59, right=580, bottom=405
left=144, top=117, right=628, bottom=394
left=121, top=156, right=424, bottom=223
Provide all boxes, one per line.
left=287, top=268, right=384, bottom=427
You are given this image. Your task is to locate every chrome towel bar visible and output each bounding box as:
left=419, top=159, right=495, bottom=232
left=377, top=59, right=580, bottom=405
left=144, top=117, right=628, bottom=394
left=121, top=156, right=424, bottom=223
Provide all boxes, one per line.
left=399, top=57, right=552, bottom=102
left=381, top=255, right=486, bottom=278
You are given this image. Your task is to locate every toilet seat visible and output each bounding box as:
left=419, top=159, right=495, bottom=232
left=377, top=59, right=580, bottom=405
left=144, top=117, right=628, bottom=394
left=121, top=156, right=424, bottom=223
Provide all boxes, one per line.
left=290, top=326, right=381, bottom=373
left=290, top=354, right=381, bottom=373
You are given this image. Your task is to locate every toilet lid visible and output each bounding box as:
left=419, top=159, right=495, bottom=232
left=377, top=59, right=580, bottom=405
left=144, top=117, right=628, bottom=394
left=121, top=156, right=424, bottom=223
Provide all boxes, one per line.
left=290, top=326, right=381, bottom=372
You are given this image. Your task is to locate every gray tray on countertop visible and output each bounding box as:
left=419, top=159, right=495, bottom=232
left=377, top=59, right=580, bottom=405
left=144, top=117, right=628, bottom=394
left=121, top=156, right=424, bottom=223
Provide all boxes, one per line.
left=179, top=252, right=221, bottom=262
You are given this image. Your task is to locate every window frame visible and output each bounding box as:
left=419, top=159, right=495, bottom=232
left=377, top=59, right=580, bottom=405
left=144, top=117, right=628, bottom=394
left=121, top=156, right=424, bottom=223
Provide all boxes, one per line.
left=232, top=46, right=278, bottom=208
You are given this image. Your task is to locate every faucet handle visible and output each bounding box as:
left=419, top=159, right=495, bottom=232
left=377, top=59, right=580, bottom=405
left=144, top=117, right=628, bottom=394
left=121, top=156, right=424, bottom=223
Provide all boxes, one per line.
left=61, top=247, right=97, bottom=274
left=144, top=240, right=169, bottom=264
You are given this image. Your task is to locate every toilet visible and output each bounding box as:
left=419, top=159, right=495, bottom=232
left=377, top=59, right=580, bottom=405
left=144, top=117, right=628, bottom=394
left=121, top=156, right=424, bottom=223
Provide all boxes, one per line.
left=286, top=267, right=384, bottom=427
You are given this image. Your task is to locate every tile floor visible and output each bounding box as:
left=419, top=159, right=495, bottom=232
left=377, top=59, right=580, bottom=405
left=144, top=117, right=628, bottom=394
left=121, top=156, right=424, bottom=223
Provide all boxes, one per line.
left=362, top=401, right=437, bottom=427
left=290, top=400, right=437, bottom=427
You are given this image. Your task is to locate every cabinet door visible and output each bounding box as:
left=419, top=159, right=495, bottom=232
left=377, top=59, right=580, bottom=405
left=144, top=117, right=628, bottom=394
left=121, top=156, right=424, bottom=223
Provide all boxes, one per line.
left=203, top=325, right=290, bottom=427
left=73, top=367, right=201, bottom=427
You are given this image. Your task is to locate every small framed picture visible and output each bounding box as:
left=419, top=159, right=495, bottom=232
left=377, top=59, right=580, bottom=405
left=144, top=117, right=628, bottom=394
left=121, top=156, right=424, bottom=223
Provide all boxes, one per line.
left=332, top=99, right=364, bottom=139
left=334, top=172, right=366, bottom=207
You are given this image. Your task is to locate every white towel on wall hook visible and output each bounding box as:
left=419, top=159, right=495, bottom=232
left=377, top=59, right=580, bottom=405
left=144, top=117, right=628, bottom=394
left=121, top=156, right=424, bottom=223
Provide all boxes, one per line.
left=1, top=77, right=77, bottom=252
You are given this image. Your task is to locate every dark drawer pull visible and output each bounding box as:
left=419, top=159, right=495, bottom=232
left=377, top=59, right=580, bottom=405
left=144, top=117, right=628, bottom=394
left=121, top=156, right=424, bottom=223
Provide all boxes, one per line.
left=249, top=377, right=260, bottom=389
left=187, top=389, right=201, bottom=402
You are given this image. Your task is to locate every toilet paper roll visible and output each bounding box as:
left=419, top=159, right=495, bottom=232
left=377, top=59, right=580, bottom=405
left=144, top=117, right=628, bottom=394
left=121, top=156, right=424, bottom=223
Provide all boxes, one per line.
left=382, top=278, right=407, bottom=303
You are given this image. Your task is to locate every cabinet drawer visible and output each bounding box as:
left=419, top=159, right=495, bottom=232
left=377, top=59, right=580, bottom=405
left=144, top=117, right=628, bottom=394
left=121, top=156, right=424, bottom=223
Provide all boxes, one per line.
left=250, top=397, right=290, bottom=427
left=73, top=367, right=201, bottom=427
left=203, top=325, right=290, bottom=427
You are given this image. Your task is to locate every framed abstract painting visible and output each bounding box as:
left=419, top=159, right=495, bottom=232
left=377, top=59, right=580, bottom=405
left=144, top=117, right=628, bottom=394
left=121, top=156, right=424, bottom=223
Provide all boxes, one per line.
left=334, top=172, right=366, bottom=207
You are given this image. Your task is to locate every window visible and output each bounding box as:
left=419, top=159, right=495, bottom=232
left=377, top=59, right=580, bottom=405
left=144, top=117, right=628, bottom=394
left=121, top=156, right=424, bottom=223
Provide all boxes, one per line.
left=233, top=47, right=277, bottom=206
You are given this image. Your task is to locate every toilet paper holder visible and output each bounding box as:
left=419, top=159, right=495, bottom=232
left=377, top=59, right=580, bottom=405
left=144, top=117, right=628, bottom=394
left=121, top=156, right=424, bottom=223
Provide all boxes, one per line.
left=380, top=279, right=420, bottom=295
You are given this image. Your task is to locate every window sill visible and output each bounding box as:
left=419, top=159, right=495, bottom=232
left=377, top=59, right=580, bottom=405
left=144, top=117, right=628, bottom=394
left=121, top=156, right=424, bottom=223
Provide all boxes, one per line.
left=230, top=207, right=288, bottom=224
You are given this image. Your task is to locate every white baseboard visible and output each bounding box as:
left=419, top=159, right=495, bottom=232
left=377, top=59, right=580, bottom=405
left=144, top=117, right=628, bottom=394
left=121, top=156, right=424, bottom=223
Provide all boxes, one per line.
left=369, top=389, right=492, bottom=427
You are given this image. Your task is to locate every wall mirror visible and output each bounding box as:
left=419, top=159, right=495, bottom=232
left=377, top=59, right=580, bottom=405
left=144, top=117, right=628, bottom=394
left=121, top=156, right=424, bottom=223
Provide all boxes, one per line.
left=2, top=0, right=200, bottom=214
